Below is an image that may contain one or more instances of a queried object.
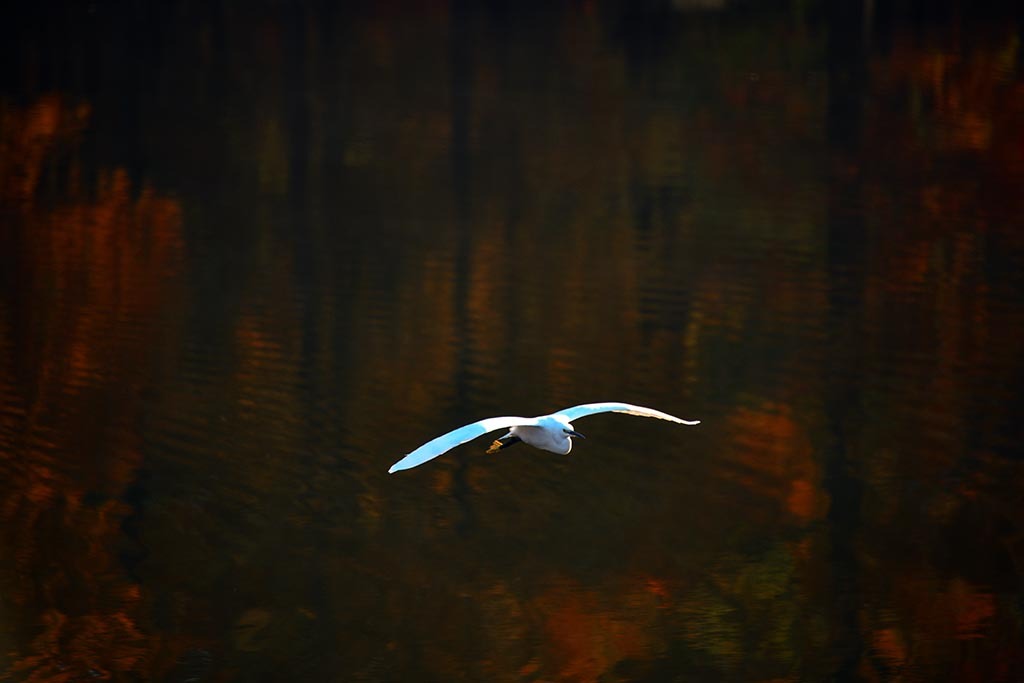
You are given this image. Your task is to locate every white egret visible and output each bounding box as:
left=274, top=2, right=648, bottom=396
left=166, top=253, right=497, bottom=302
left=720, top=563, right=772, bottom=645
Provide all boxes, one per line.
left=388, top=402, right=699, bottom=474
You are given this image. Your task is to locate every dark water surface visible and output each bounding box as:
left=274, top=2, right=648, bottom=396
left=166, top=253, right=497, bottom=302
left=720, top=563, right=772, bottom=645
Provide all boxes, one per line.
left=2, top=2, right=1024, bottom=681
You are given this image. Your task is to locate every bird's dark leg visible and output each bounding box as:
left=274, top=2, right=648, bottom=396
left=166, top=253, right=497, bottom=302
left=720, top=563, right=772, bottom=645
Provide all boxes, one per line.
left=486, top=435, right=521, bottom=454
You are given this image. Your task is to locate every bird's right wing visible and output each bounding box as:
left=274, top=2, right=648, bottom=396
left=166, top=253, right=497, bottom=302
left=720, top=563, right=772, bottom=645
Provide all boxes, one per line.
left=554, top=402, right=700, bottom=425
left=389, top=416, right=541, bottom=474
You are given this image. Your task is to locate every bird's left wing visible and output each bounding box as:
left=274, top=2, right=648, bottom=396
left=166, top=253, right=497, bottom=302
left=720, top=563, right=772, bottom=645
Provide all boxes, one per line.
left=389, top=416, right=540, bottom=474
left=554, top=402, right=700, bottom=425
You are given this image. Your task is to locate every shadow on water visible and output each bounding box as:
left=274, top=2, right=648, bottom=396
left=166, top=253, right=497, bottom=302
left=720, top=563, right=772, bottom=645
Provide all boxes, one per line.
left=824, top=1, right=868, bottom=679
left=449, top=0, right=478, bottom=537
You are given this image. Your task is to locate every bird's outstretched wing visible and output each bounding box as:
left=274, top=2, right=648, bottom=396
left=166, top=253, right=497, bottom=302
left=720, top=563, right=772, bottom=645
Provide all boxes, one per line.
left=389, top=416, right=541, bottom=474
left=554, top=402, right=700, bottom=425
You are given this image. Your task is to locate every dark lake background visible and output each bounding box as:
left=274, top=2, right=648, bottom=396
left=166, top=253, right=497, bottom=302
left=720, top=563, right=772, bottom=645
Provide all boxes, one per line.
left=2, top=1, right=1023, bottom=681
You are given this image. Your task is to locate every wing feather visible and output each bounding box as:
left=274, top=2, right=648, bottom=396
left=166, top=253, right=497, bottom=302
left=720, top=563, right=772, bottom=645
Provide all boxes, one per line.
left=554, top=402, right=700, bottom=425
left=389, top=416, right=540, bottom=473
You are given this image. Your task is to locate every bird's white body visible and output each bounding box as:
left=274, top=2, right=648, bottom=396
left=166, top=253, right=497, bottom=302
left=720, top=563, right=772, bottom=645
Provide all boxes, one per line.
left=388, top=402, right=699, bottom=474
left=507, top=415, right=578, bottom=455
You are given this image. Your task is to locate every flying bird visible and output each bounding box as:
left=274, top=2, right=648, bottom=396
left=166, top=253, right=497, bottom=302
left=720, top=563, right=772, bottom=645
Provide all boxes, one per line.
left=388, top=402, right=700, bottom=474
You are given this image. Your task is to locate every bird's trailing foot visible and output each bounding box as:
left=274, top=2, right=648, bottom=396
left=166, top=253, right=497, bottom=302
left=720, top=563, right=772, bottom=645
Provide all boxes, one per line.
left=486, top=435, right=522, bottom=454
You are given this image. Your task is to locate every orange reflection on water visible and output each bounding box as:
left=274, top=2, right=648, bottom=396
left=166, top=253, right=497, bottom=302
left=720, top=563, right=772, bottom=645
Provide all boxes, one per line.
left=533, top=581, right=659, bottom=683
left=0, top=95, right=90, bottom=203
left=1, top=94, right=183, bottom=682
left=722, top=402, right=824, bottom=524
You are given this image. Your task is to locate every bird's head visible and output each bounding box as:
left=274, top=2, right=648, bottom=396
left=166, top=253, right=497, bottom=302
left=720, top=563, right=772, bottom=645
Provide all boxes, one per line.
left=552, top=416, right=585, bottom=440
